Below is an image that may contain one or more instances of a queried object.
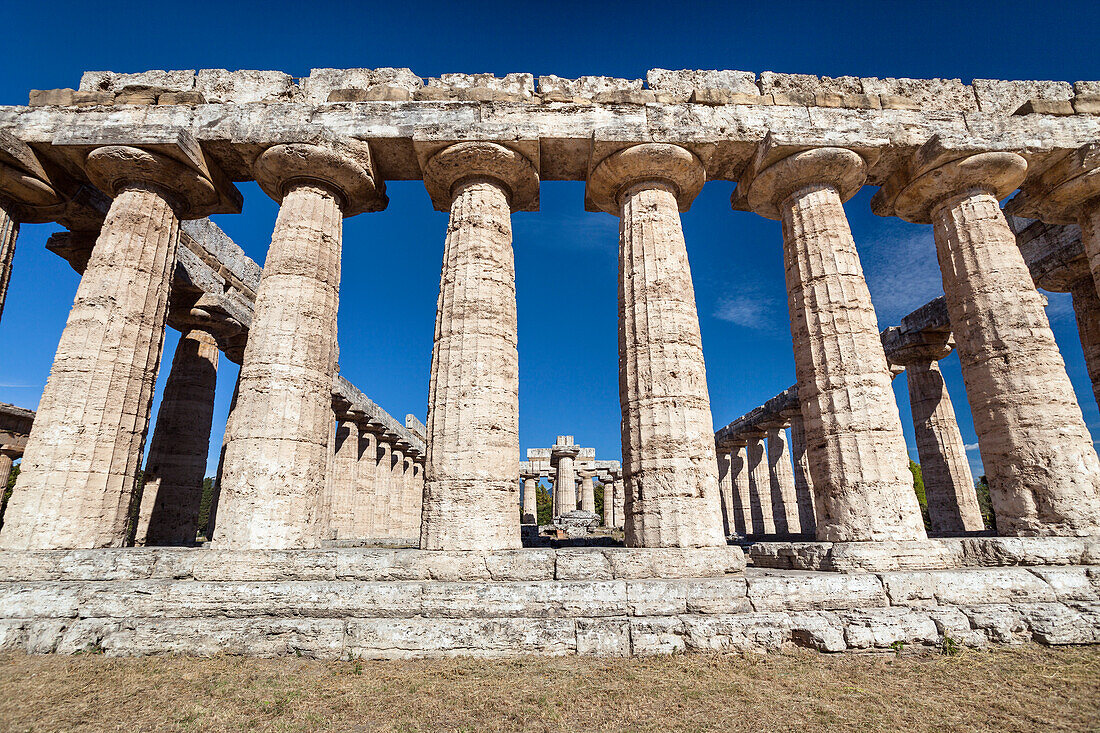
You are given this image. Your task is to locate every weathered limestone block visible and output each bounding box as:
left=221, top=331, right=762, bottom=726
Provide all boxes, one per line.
left=300, top=68, right=422, bottom=103
left=758, top=72, right=861, bottom=97
left=346, top=617, right=577, bottom=659
left=788, top=411, right=816, bottom=535
left=27, top=89, right=75, bottom=106
left=766, top=426, right=800, bottom=535
left=588, top=144, right=726, bottom=548
left=0, top=201, right=17, bottom=322
left=859, top=77, right=977, bottom=111
left=79, top=70, right=196, bottom=93
left=134, top=328, right=219, bottom=546
left=746, top=435, right=774, bottom=535
left=890, top=339, right=984, bottom=534
left=645, top=68, right=758, bottom=97
left=426, top=73, right=535, bottom=99
left=972, top=78, right=1073, bottom=114
left=747, top=572, right=888, bottom=612
left=0, top=143, right=239, bottom=550
left=538, top=75, right=641, bottom=101
left=733, top=142, right=927, bottom=543
left=215, top=139, right=386, bottom=549
left=875, top=142, right=1100, bottom=537
left=420, top=142, right=537, bottom=551
left=841, top=608, right=940, bottom=649
left=195, top=69, right=298, bottom=104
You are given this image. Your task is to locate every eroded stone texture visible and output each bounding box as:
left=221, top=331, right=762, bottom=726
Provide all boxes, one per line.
left=0, top=144, right=230, bottom=550
left=746, top=435, right=774, bottom=535
left=766, top=426, right=801, bottom=535
left=891, top=341, right=983, bottom=534
left=588, top=144, right=725, bottom=548
left=0, top=202, right=17, bottom=323
left=216, top=140, right=385, bottom=549
left=875, top=146, right=1100, bottom=536
left=734, top=144, right=927, bottom=542
left=420, top=143, right=537, bottom=551
left=134, top=328, right=219, bottom=546
left=788, top=412, right=816, bottom=535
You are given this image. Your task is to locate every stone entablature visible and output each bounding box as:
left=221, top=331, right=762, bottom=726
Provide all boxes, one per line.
left=5, top=69, right=1098, bottom=188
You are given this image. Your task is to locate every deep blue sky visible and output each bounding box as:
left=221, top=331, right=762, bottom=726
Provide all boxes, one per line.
left=1, top=0, right=1098, bottom=478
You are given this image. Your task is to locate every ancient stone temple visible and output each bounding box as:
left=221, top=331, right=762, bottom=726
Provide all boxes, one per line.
left=0, top=67, right=1098, bottom=658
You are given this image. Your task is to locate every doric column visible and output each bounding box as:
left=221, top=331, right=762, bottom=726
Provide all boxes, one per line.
left=601, top=477, right=613, bottom=526
left=134, top=327, right=220, bottom=546
left=521, top=474, right=538, bottom=524
left=745, top=434, right=774, bottom=535
left=612, top=475, right=625, bottom=530
left=1068, top=273, right=1100, bottom=411
left=552, top=440, right=580, bottom=518
left=374, top=437, right=393, bottom=537
left=786, top=409, right=816, bottom=535
left=875, top=140, right=1100, bottom=536
left=733, top=141, right=927, bottom=543
left=715, top=447, right=736, bottom=536
left=327, top=413, right=361, bottom=540
left=420, top=142, right=538, bottom=551
left=765, top=424, right=801, bottom=535
left=0, top=143, right=240, bottom=550
left=729, top=443, right=751, bottom=535
left=390, top=443, right=408, bottom=537
left=0, top=451, right=15, bottom=496
left=889, top=337, right=984, bottom=534
left=578, top=473, right=596, bottom=513
left=215, top=139, right=385, bottom=549
left=354, top=428, right=379, bottom=538
left=588, top=143, right=725, bottom=548
left=0, top=201, right=18, bottom=323
left=205, top=369, right=242, bottom=541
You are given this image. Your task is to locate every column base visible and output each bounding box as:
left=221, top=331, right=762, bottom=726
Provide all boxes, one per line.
left=750, top=536, right=1100, bottom=572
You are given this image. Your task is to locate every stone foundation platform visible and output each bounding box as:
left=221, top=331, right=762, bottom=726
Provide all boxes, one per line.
left=1, top=547, right=1099, bottom=658
left=749, top=537, right=1100, bottom=572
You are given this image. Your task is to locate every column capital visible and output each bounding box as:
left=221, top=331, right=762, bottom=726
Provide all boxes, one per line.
left=423, top=141, right=538, bottom=213
left=871, top=136, right=1026, bottom=224
left=1006, top=143, right=1100, bottom=224
left=587, top=143, right=704, bottom=215
left=254, top=138, right=386, bottom=217
left=731, top=138, right=867, bottom=221
left=885, top=330, right=954, bottom=367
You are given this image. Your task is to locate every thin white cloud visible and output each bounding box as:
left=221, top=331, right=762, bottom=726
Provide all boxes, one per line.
left=964, top=443, right=979, bottom=451
left=713, top=293, right=774, bottom=329
left=857, top=224, right=946, bottom=326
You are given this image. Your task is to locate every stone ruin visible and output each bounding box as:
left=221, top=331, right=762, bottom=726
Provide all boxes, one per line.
left=520, top=435, right=623, bottom=537
left=0, top=67, right=1097, bottom=657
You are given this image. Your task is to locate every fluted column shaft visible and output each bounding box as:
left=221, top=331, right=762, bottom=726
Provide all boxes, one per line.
left=206, top=373, right=241, bottom=541
left=612, top=479, right=625, bottom=530
left=932, top=191, right=1100, bottom=535
left=554, top=455, right=577, bottom=517
left=422, top=178, right=521, bottom=550
left=745, top=436, right=773, bottom=534
left=766, top=427, right=801, bottom=535
left=135, top=328, right=220, bottom=546
left=373, top=438, right=393, bottom=536
left=729, top=445, right=751, bottom=535
left=390, top=447, right=407, bottom=537
left=579, top=475, right=596, bottom=513
left=602, top=481, right=613, bottom=526
left=1080, top=201, right=1100, bottom=296
left=782, top=184, right=925, bottom=542
left=522, top=477, right=537, bottom=524
left=1070, top=276, right=1100, bottom=411
left=353, top=431, right=378, bottom=538
left=904, top=359, right=983, bottom=533
left=216, top=183, right=342, bottom=548
left=0, top=202, right=18, bottom=324
left=0, top=184, right=180, bottom=549
left=327, top=419, right=361, bottom=539
left=715, top=449, right=736, bottom=536
left=788, top=412, right=816, bottom=535
left=617, top=182, right=724, bottom=547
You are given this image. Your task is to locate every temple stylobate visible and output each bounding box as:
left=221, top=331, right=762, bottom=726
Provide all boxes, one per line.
left=0, top=67, right=1100, bottom=658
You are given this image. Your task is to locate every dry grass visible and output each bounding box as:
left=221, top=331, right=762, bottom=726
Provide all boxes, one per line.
left=1, top=645, right=1098, bottom=732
